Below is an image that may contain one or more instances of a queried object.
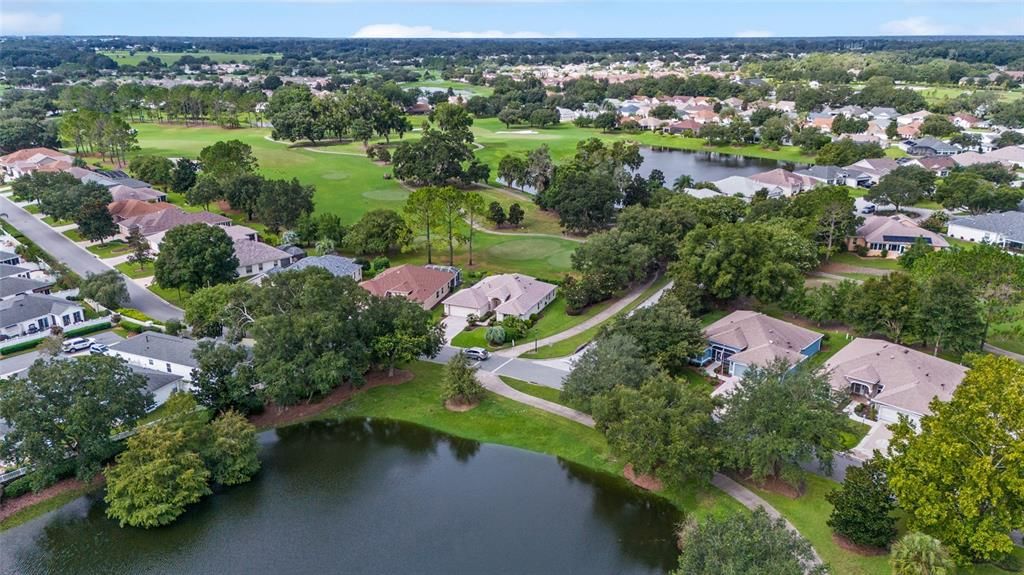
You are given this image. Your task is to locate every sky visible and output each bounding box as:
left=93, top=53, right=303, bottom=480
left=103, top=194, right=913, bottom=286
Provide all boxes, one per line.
left=1, top=0, right=1022, bottom=39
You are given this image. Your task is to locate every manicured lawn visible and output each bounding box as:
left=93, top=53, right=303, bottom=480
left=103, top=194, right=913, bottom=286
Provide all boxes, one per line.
left=500, top=376, right=569, bottom=407
left=22, top=203, right=40, bottom=214
left=451, top=295, right=616, bottom=349
left=115, top=260, right=154, bottom=279
left=86, top=240, right=132, bottom=259
left=62, top=228, right=83, bottom=242
left=828, top=253, right=901, bottom=271
left=521, top=275, right=671, bottom=359
left=148, top=283, right=190, bottom=308
left=838, top=420, right=871, bottom=451
left=386, top=231, right=577, bottom=278
left=884, top=147, right=908, bottom=159
left=400, top=79, right=493, bottom=97
left=699, top=309, right=730, bottom=327
left=805, top=331, right=856, bottom=370
left=41, top=215, right=72, bottom=226
left=325, top=361, right=742, bottom=519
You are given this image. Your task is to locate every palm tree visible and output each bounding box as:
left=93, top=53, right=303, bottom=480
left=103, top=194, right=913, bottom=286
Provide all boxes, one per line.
left=891, top=532, right=956, bottom=575
left=672, top=174, right=695, bottom=193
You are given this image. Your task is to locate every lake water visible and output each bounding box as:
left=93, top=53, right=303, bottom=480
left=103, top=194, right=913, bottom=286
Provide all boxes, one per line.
left=0, top=419, right=681, bottom=575
left=500, top=145, right=804, bottom=193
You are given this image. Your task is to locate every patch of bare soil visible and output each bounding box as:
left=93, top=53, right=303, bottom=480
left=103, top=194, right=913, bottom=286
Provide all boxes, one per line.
left=444, top=398, right=479, bottom=412
left=624, top=464, right=664, bottom=492
left=0, top=475, right=104, bottom=523
left=248, top=369, right=414, bottom=429
left=832, top=534, right=888, bottom=556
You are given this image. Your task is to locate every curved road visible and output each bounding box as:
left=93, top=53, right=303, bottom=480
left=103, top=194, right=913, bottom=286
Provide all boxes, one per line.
left=0, top=194, right=183, bottom=321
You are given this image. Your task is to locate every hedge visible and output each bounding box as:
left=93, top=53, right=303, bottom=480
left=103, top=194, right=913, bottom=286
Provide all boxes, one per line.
left=64, top=322, right=112, bottom=338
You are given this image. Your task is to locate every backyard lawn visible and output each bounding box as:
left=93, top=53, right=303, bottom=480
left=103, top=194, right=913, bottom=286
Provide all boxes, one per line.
left=827, top=253, right=901, bottom=271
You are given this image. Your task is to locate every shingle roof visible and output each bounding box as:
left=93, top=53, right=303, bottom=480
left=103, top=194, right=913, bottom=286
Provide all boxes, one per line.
left=360, top=264, right=454, bottom=304
left=109, top=332, right=200, bottom=368
left=120, top=206, right=230, bottom=236
left=270, top=254, right=362, bottom=277
left=0, top=276, right=52, bottom=298
left=0, top=294, right=80, bottom=326
left=0, top=264, right=30, bottom=278
left=233, top=239, right=291, bottom=267
left=0, top=148, right=71, bottom=165
left=108, top=199, right=176, bottom=221
left=824, top=338, right=967, bottom=416
left=704, top=310, right=823, bottom=369
left=443, top=273, right=556, bottom=317
left=856, top=215, right=949, bottom=247
left=949, top=211, right=1024, bottom=243
left=129, top=365, right=185, bottom=394
left=109, top=185, right=164, bottom=203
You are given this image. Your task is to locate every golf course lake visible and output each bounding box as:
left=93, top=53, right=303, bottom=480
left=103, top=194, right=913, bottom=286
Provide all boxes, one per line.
left=1, top=419, right=681, bottom=575
left=636, top=146, right=807, bottom=185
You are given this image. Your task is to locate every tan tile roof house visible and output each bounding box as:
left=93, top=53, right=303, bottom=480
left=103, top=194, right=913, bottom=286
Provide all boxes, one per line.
left=360, top=264, right=457, bottom=310
left=108, top=199, right=176, bottom=222
left=118, top=206, right=231, bottom=237
left=696, top=310, right=824, bottom=378
left=233, top=239, right=294, bottom=277
left=0, top=148, right=74, bottom=178
left=108, top=184, right=166, bottom=203
left=443, top=273, right=557, bottom=320
left=849, top=215, right=949, bottom=258
left=748, top=168, right=814, bottom=195
left=824, top=338, right=967, bottom=424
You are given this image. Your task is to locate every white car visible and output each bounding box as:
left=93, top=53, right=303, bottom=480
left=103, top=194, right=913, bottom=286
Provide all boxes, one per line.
left=62, top=337, right=95, bottom=353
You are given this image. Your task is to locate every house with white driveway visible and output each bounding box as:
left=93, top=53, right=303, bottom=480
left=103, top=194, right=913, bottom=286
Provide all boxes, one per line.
left=443, top=273, right=556, bottom=320
left=824, top=338, right=966, bottom=427
left=694, top=310, right=823, bottom=378
left=0, top=293, right=87, bottom=338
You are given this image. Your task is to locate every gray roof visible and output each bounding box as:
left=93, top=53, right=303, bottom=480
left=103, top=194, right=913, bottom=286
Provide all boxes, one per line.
left=950, top=211, right=1024, bottom=243
left=233, top=239, right=291, bottom=267
left=0, top=293, right=81, bottom=326
left=129, top=365, right=185, bottom=394
left=272, top=255, right=362, bottom=277
left=109, top=332, right=200, bottom=368
left=908, top=137, right=959, bottom=154
left=0, top=263, right=30, bottom=278
left=796, top=165, right=870, bottom=182
left=0, top=276, right=52, bottom=298
left=0, top=251, right=19, bottom=263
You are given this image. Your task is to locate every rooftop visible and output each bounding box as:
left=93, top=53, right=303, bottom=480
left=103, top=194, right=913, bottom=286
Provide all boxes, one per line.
left=109, top=332, right=200, bottom=368
left=270, top=254, right=362, bottom=278
left=0, top=293, right=81, bottom=326
left=856, top=214, right=949, bottom=247
left=360, top=264, right=455, bottom=304
left=949, top=211, right=1024, bottom=243
left=705, top=310, right=823, bottom=369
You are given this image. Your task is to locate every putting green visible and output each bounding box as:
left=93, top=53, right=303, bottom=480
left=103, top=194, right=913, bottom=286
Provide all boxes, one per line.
left=361, top=189, right=409, bottom=201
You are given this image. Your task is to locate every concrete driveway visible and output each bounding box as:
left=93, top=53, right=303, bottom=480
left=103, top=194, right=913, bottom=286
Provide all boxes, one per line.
left=0, top=331, right=126, bottom=377
left=0, top=195, right=183, bottom=321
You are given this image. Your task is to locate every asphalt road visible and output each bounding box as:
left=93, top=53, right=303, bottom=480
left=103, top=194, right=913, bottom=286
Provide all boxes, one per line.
left=0, top=331, right=126, bottom=377
left=0, top=194, right=183, bottom=321
left=429, top=346, right=569, bottom=388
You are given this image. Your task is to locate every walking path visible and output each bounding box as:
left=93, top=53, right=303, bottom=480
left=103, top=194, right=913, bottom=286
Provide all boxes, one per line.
left=499, top=275, right=658, bottom=358
left=983, top=343, right=1024, bottom=363
left=475, top=368, right=822, bottom=567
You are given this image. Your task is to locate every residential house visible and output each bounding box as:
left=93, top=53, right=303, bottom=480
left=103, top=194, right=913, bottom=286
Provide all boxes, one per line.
left=274, top=254, right=362, bottom=281
left=117, top=206, right=231, bottom=240
left=0, top=251, right=21, bottom=267
left=912, top=156, right=956, bottom=177
left=108, top=185, right=166, bottom=203
left=694, top=310, right=823, bottom=378
left=359, top=264, right=457, bottom=310
left=847, top=158, right=900, bottom=184
left=897, top=121, right=923, bottom=139
left=824, top=338, right=966, bottom=426
left=0, top=293, right=86, bottom=338
left=233, top=239, right=296, bottom=277
left=666, top=119, right=703, bottom=135
left=795, top=165, right=872, bottom=188
left=905, top=137, right=959, bottom=157
left=0, top=148, right=73, bottom=179
left=713, top=175, right=785, bottom=200
left=952, top=112, right=983, bottom=130
left=747, top=169, right=814, bottom=196
left=897, top=109, right=931, bottom=125
left=0, top=263, right=34, bottom=280
left=809, top=116, right=835, bottom=133
left=772, top=100, right=797, bottom=113
left=947, top=211, right=1024, bottom=253
left=850, top=215, right=949, bottom=258
left=107, top=332, right=199, bottom=404
left=108, top=199, right=176, bottom=223
left=867, top=107, right=899, bottom=122
left=0, top=276, right=53, bottom=301
left=983, top=145, right=1024, bottom=168
left=443, top=273, right=557, bottom=321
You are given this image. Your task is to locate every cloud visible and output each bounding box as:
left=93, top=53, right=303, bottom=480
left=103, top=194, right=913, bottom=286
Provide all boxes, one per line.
left=880, top=17, right=948, bottom=35
left=735, top=30, right=773, bottom=38
left=0, top=11, right=63, bottom=34
left=352, top=23, right=570, bottom=38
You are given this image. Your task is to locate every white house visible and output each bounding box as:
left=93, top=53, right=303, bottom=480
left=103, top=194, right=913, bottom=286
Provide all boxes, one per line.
left=0, top=293, right=86, bottom=338
left=947, top=211, right=1024, bottom=254
left=107, top=332, right=200, bottom=404
left=443, top=273, right=557, bottom=320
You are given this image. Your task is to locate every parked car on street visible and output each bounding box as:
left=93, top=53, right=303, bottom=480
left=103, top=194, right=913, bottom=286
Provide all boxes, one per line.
left=62, top=337, right=95, bottom=353
left=89, top=343, right=109, bottom=355
left=860, top=203, right=877, bottom=214
left=464, top=347, right=490, bottom=361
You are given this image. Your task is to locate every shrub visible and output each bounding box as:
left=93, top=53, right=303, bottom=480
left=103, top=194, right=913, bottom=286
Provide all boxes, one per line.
left=485, top=326, right=506, bottom=346
left=855, top=244, right=869, bottom=257
left=465, top=313, right=480, bottom=326
left=500, top=316, right=529, bottom=340
left=164, top=319, right=184, bottom=336
left=371, top=256, right=390, bottom=272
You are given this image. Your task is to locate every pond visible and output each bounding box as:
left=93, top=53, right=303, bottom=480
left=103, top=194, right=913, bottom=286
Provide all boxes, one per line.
left=0, top=419, right=681, bottom=575
left=500, top=145, right=806, bottom=193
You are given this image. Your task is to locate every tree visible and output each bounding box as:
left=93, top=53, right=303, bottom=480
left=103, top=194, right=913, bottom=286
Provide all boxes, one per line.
left=816, top=140, right=884, bottom=166
left=847, top=272, right=919, bottom=343
left=429, top=102, right=474, bottom=142
left=365, top=295, right=443, bottom=377
left=919, top=115, right=960, bottom=138
left=255, top=177, right=315, bottom=233
left=718, top=361, right=848, bottom=484
left=593, top=373, right=720, bottom=483
left=0, top=357, right=151, bottom=489
left=266, top=85, right=326, bottom=143
left=79, top=270, right=129, bottom=310
left=104, top=423, right=211, bottom=528
left=344, top=209, right=413, bottom=255
left=128, top=155, right=174, bottom=188
left=224, top=173, right=266, bottom=221
left=498, top=154, right=528, bottom=190
left=593, top=111, right=618, bottom=132
left=916, top=272, right=984, bottom=356
left=528, top=107, right=559, bottom=128
left=11, top=171, right=77, bottom=206
left=206, top=410, right=261, bottom=486
left=191, top=340, right=261, bottom=414
left=126, top=226, right=154, bottom=272
left=154, top=223, right=239, bottom=293
left=462, top=192, right=485, bottom=266
left=994, top=130, right=1024, bottom=148
left=608, top=292, right=705, bottom=373
left=886, top=120, right=900, bottom=140
left=676, top=222, right=819, bottom=303
left=403, top=186, right=443, bottom=264
left=441, top=352, right=484, bottom=406
left=199, top=140, right=258, bottom=181
left=560, top=334, right=657, bottom=411
left=497, top=105, right=522, bottom=129
left=890, top=533, right=956, bottom=575
left=674, top=508, right=826, bottom=575
left=507, top=203, right=525, bottom=227
left=185, top=175, right=222, bottom=211
left=435, top=186, right=465, bottom=265
left=826, top=458, right=897, bottom=549
left=487, top=201, right=507, bottom=226
left=792, top=126, right=831, bottom=153
left=650, top=103, right=678, bottom=120
left=867, top=172, right=923, bottom=213
left=75, top=196, right=118, bottom=244
left=887, top=355, right=1024, bottom=564
left=525, top=144, right=555, bottom=193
